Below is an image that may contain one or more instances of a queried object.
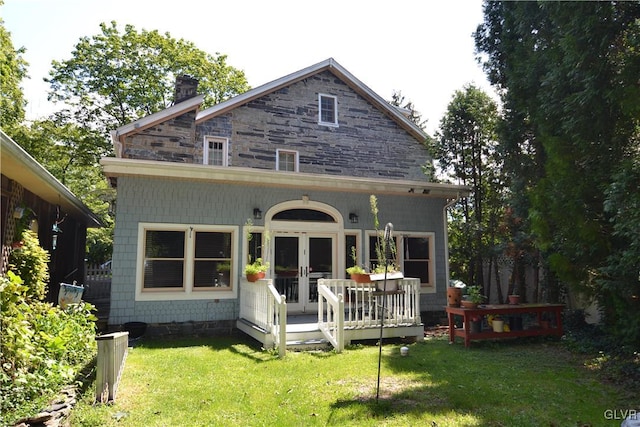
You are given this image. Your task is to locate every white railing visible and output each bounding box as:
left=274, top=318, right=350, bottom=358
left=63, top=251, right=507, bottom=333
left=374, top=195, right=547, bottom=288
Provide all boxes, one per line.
left=239, top=279, right=272, bottom=331
left=95, top=331, right=129, bottom=403
left=239, top=278, right=287, bottom=357
left=267, top=284, right=287, bottom=358
left=317, top=284, right=345, bottom=353
left=319, top=278, right=421, bottom=329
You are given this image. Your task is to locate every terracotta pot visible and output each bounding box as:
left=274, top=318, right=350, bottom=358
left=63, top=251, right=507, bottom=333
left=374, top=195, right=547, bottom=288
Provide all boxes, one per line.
left=447, top=287, right=463, bottom=307
left=461, top=300, right=478, bottom=309
left=540, top=320, right=551, bottom=329
left=246, top=271, right=266, bottom=282
left=508, top=295, right=521, bottom=305
left=350, top=273, right=372, bottom=283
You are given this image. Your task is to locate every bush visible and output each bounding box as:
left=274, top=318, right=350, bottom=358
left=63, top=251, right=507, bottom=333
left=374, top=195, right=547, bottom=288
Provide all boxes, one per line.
left=1, top=231, right=97, bottom=424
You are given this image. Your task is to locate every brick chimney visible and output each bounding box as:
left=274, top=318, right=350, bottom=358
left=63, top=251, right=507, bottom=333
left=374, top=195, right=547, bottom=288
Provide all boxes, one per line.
left=173, top=75, right=199, bottom=104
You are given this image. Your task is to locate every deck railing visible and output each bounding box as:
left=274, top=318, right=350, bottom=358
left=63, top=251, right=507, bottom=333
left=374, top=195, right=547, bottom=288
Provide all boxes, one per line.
left=239, top=278, right=287, bottom=356
left=317, top=284, right=344, bottom=353
left=95, top=332, right=129, bottom=403
left=267, top=284, right=287, bottom=358
left=319, top=278, right=421, bottom=329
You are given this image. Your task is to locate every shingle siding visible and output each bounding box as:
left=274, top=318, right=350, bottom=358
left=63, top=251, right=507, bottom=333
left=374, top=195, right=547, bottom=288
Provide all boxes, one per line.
left=109, top=177, right=447, bottom=325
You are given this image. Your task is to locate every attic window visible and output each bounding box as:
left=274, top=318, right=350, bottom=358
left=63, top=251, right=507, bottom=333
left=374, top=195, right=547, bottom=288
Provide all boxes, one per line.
left=276, top=149, right=299, bottom=172
left=318, top=94, right=338, bottom=126
left=204, top=136, right=228, bottom=166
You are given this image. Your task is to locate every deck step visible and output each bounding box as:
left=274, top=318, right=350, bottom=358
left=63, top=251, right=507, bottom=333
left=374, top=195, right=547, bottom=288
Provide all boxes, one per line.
left=286, top=337, right=330, bottom=351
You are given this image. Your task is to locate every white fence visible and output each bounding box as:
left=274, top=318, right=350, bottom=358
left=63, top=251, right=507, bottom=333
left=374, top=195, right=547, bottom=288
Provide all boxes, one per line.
left=95, top=332, right=129, bottom=403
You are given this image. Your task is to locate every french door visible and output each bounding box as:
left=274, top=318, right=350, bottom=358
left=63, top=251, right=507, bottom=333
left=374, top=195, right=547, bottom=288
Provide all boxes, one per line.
left=273, top=233, right=335, bottom=313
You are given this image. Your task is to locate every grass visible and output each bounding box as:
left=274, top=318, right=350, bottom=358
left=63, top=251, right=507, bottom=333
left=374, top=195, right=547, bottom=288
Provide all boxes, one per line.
left=69, top=334, right=636, bottom=427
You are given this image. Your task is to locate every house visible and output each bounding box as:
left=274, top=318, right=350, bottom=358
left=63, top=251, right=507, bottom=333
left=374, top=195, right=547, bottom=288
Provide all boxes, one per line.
left=1, top=129, right=102, bottom=302
left=102, top=58, right=469, bottom=340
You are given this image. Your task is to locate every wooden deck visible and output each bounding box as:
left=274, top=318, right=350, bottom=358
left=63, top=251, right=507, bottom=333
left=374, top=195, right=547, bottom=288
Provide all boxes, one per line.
left=237, top=278, right=424, bottom=353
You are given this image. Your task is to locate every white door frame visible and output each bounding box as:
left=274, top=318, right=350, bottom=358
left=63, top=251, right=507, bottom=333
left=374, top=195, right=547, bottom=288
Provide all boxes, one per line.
left=266, top=200, right=345, bottom=313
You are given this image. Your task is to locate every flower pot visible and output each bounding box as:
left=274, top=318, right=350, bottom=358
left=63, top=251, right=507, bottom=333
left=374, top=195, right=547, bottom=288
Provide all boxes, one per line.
left=350, top=273, right=372, bottom=283
left=509, top=316, right=523, bottom=331
left=123, top=321, right=147, bottom=339
left=492, top=319, right=504, bottom=333
left=246, top=271, right=266, bottom=282
left=469, top=320, right=482, bottom=334
left=508, top=295, right=521, bottom=305
left=447, top=287, right=463, bottom=307
left=540, top=320, right=551, bottom=329
left=461, top=300, right=478, bottom=309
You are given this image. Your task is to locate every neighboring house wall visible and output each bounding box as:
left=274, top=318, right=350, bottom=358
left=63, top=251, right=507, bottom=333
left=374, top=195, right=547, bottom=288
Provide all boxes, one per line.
left=109, top=176, right=448, bottom=325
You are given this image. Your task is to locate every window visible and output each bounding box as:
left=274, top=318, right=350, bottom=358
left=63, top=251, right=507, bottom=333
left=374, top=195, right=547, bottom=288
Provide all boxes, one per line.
left=204, top=136, right=228, bottom=166
left=318, top=94, right=338, bottom=126
left=345, top=234, right=358, bottom=272
left=137, top=223, right=237, bottom=300
left=366, top=232, right=435, bottom=286
left=402, top=235, right=434, bottom=286
left=276, top=149, right=298, bottom=172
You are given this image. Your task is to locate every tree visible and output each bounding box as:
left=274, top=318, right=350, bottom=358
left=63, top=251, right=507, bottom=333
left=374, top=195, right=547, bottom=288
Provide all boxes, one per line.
left=389, top=90, right=437, bottom=180
left=0, top=8, right=28, bottom=131
left=475, top=1, right=640, bottom=344
left=46, top=21, right=250, bottom=154
left=434, top=84, right=502, bottom=292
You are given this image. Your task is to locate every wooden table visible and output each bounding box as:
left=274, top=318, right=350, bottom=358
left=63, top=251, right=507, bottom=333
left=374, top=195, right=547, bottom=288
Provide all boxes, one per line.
left=445, top=303, right=564, bottom=348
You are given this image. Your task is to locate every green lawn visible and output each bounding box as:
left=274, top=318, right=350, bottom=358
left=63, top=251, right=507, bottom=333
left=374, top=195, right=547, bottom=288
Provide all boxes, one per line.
left=70, top=335, right=635, bottom=426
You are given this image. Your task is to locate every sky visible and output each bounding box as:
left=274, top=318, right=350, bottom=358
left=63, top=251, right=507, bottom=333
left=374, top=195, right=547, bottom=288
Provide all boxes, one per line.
left=2, top=0, right=496, bottom=135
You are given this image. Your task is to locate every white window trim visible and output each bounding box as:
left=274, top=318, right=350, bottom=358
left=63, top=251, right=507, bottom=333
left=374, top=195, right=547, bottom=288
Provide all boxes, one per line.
left=203, top=136, right=229, bottom=166
left=318, top=93, right=338, bottom=127
left=365, top=230, right=436, bottom=293
left=135, top=222, right=238, bottom=301
left=276, top=149, right=299, bottom=172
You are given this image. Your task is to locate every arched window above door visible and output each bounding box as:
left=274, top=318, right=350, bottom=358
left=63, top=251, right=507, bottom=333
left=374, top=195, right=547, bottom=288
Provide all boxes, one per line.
left=272, top=209, right=336, bottom=222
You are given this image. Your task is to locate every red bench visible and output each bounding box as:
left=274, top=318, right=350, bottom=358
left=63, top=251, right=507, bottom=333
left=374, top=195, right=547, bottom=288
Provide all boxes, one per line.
left=445, top=303, right=564, bottom=348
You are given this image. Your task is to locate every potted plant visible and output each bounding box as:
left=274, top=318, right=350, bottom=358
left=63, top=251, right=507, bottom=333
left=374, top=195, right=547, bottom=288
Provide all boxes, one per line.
left=346, top=246, right=371, bottom=283
left=508, top=284, right=521, bottom=305
left=461, top=285, right=484, bottom=309
left=368, top=195, right=403, bottom=289
left=469, top=314, right=483, bottom=334
left=244, top=257, right=269, bottom=282
left=490, top=314, right=505, bottom=332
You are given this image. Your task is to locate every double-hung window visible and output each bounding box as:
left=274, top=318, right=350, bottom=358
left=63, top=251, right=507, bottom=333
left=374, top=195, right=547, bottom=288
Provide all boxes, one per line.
left=402, top=234, right=435, bottom=287
left=276, top=149, right=299, bottom=172
left=366, top=232, right=435, bottom=288
left=204, top=136, right=228, bottom=166
left=137, top=223, right=237, bottom=300
left=318, top=94, right=338, bottom=126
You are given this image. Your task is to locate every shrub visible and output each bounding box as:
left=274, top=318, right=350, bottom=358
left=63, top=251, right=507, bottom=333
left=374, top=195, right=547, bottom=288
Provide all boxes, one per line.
left=1, top=231, right=97, bottom=424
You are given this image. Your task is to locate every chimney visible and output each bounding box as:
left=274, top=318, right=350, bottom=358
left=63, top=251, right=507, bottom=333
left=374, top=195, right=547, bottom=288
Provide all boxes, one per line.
left=174, top=75, right=199, bottom=104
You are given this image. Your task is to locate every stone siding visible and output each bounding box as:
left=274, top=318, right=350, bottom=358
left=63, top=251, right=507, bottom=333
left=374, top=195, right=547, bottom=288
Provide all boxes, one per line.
left=123, top=71, right=430, bottom=180
left=122, top=110, right=198, bottom=162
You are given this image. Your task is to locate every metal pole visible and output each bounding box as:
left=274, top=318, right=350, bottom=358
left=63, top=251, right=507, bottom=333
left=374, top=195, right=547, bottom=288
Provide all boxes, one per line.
left=376, top=223, right=393, bottom=402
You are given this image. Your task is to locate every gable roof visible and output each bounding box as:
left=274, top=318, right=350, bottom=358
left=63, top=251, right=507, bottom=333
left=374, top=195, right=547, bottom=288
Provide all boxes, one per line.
left=196, top=58, right=428, bottom=141
left=1, top=129, right=102, bottom=227
left=111, top=94, right=205, bottom=157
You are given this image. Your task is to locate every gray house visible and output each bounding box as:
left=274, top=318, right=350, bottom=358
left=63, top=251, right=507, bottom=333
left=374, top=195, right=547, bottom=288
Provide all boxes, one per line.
left=102, top=58, right=467, bottom=338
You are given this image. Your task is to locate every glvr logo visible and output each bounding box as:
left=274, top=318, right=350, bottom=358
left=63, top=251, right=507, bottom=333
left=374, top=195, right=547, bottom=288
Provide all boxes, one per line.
left=604, top=409, right=638, bottom=421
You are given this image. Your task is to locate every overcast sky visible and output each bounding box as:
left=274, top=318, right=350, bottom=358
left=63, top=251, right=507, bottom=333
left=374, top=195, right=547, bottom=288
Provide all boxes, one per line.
left=2, top=0, right=496, bottom=134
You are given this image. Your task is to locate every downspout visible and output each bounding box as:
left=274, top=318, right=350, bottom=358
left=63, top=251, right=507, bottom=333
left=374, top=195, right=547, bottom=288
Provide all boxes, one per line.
left=443, top=193, right=461, bottom=290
